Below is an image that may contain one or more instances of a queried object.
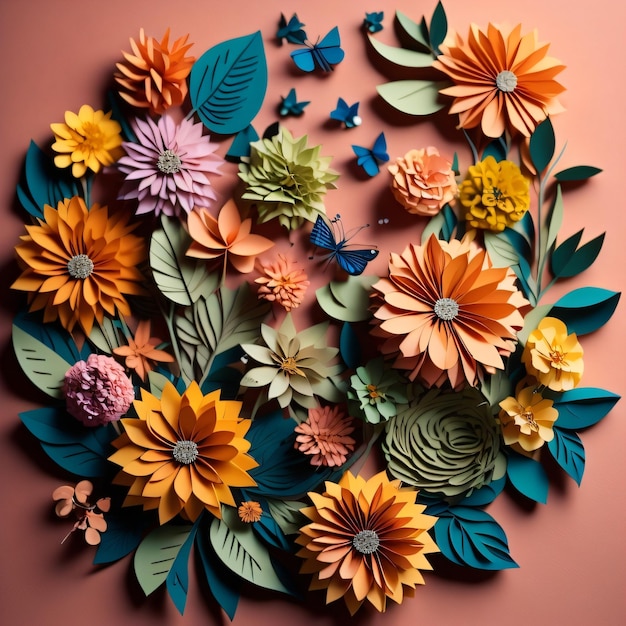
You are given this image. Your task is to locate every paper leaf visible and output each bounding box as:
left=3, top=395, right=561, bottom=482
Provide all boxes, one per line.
left=549, top=287, right=620, bottom=335
left=461, top=476, right=506, bottom=507
left=547, top=427, right=585, bottom=485
left=421, top=204, right=457, bottom=243
left=376, top=80, right=447, bottom=116
left=506, top=452, right=549, bottom=503
left=316, top=275, right=376, bottom=322
left=94, top=507, right=149, bottom=565
left=209, top=506, right=291, bottom=595
left=483, top=231, right=520, bottom=268
left=428, top=1, right=447, bottom=54
left=552, top=387, right=620, bottom=430
left=150, top=215, right=219, bottom=306
left=134, top=524, right=193, bottom=597
left=554, top=165, right=602, bottom=182
left=226, top=124, right=259, bottom=160
left=395, top=10, right=431, bottom=51
left=367, top=34, right=434, bottom=67
left=166, top=523, right=198, bottom=614
left=340, top=322, right=361, bottom=370
left=482, top=136, right=508, bottom=162
left=529, top=117, right=555, bottom=173
left=266, top=498, right=307, bottom=536
left=551, top=232, right=605, bottom=279
left=189, top=31, right=267, bottom=135
left=545, top=184, right=564, bottom=259
left=88, top=317, right=123, bottom=355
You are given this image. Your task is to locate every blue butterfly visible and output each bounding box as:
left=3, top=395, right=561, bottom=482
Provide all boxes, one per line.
left=352, top=132, right=389, bottom=177
left=279, top=88, right=310, bottom=116
left=290, top=27, right=345, bottom=72
left=277, top=13, right=307, bottom=45
left=330, top=97, right=361, bottom=128
left=364, top=12, right=384, bottom=33
left=310, top=214, right=379, bottom=276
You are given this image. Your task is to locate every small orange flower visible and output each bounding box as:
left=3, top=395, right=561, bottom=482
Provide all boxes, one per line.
left=238, top=501, right=263, bottom=523
left=255, top=254, right=310, bottom=311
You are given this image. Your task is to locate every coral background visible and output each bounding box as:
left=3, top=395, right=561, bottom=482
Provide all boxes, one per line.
left=1, top=0, right=624, bottom=625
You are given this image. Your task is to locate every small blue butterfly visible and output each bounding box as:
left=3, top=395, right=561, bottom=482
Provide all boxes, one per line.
left=330, top=97, right=361, bottom=128
left=310, top=214, right=379, bottom=276
left=364, top=12, right=384, bottom=33
left=279, top=88, right=310, bottom=116
left=277, top=13, right=307, bottom=45
left=352, top=132, right=389, bottom=177
left=290, top=27, right=345, bottom=72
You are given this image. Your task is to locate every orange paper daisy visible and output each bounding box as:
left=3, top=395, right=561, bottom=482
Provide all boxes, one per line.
left=433, top=23, right=566, bottom=138
left=12, top=197, right=146, bottom=335
left=109, top=381, right=258, bottom=524
left=296, top=471, right=439, bottom=615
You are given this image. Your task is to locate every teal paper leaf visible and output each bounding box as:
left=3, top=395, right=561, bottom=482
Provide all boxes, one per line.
left=554, top=165, right=602, bottom=182
left=461, top=476, right=506, bottom=507
left=506, top=452, right=549, bottom=503
left=376, top=80, right=447, bottom=116
left=395, top=10, right=431, bottom=51
left=166, top=522, right=199, bottom=614
left=189, top=32, right=267, bottom=135
left=552, top=387, right=620, bottom=430
left=529, top=117, right=555, bottom=172
left=549, top=287, right=620, bottom=335
left=482, top=136, right=508, bottom=162
left=94, top=506, right=150, bottom=565
left=547, top=427, right=585, bottom=485
left=428, top=1, right=447, bottom=54
left=421, top=204, right=457, bottom=243
left=551, top=232, right=605, bottom=279
left=340, top=322, right=360, bottom=370
left=106, top=90, right=137, bottom=142
left=226, top=124, right=259, bottom=160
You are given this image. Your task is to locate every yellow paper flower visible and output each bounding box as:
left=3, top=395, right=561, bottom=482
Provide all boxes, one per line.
left=522, top=317, right=584, bottom=391
left=12, top=196, right=146, bottom=335
left=255, top=253, right=310, bottom=311
left=296, top=471, right=439, bottom=615
left=433, top=23, right=566, bottom=138
left=459, top=156, right=530, bottom=231
left=50, top=105, right=123, bottom=178
left=499, top=386, right=559, bottom=452
left=109, top=381, right=258, bottom=524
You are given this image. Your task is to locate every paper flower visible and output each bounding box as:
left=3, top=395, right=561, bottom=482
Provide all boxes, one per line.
left=459, top=156, right=530, bottom=231
left=499, top=386, right=558, bottom=452
left=240, top=313, right=342, bottom=417
left=522, top=317, right=584, bottom=391
left=109, top=381, right=258, bottom=524
left=116, top=113, right=223, bottom=217
left=296, top=471, right=439, bottom=615
left=113, top=319, right=175, bottom=381
left=347, top=357, right=408, bottom=424
left=371, top=234, right=527, bottom=389
left=294, top=405, right=355, bottom=467
left=12, top=196, right=146, bottom=335
left=254, top=253, right=310, bottom=311
left=64, top=354, right=135, bottom=426
left=238, top=128, right=339, bottom=230
left=238, top=501, right=263, bottom=523
left=433, top=23, right=566, bottom=138
left=383, top=387, right=506, bottom=497
left=388, top=147, right=458, bottom=216
left=50, top=105, right=123, bottom=178
left=114, top=28, right=195, bottom=115
left=186, top=198, right=275, bottom=274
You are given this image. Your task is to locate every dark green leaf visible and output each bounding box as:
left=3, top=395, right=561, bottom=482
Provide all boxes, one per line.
left=554, top=165, right=602, bottom=182
left=482, top=137, right=508, bottom=162
left=428, top=1, right=447, bottom=54
left=529, top=117, right=555, bottom=172
left=549, top=287, right=620, bottom=335
left=547, top=427, right=585, bottom=485
left=551, top=232, right=605, bottom=279
left=94, top=507, right=149, bottom=564
left=461, top=476, right=506, bottom=507
left=166, top=523, right=199, bottom=614
left=339, top=322, right=360, bottom=370
left=552, top=387, right=620, bottom=430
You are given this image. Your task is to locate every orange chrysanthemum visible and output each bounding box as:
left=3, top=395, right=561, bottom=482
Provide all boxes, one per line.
left=12, top=196, right=146, bottom=335
left=109, top=381, right=258, bottom=525
left=115, top=28, right=195, bottom=115
left=255, top=253, right=310, bottom=311
left=296, top=471, right=439, bottom=615
left=238, top=501, right=263, bottom=523
left=433, top=23, right=566, bottom=138
left=371, top=234, right=528, bottom=389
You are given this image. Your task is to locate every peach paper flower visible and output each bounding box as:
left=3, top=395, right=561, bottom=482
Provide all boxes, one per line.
left=433, top=23, right=566, bottom=138
left=255, top=254, right=310, bottom=311
left=296, top=471, right=439, bottom=615
left=388, top=147, right=457, bottom=216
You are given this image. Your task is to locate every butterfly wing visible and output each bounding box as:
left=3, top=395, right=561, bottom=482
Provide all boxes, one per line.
left=310, top=215, right=338, bottom=252
left=352, top=145, right=379, bottom=177
left=312, top=27, right=345, bottom=72
left=291, top=47, right=316, bottom=72
left=330, top=97, right=349, bottom=122
left=371, top=132, right=389, bottom=164
left=335, top=246, right=379, bottom=276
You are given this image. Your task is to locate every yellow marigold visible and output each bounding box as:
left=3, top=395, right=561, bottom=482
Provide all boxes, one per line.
left=459, top=156, right=530, bottom=231
left=499, top=386, right=559, bottom=452
left=115, top=28, right=195, bottom=115
left=522, top=317, right=584, bottom=391
left=254, top=253, right=310, bottom=311
left=238, top=501, right=263, bottom=523
left=50, top=105, right=123, bottom=178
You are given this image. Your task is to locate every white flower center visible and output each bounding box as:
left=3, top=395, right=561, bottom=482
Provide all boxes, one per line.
left=67, top=254, right=94, bottom=279
left=157, top=149, right=182, bottom=174
left=352, top=529, right=380, bottom=554
left=172, top=440, right=199, bottom=465
left=496, top=70, right=517, bottom=93
left=434, top=297, right=459, bottom=321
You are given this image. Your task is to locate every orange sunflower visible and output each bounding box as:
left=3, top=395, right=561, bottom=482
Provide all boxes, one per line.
left=12, top=196, right=146, bottom=335
left=371, top=234, right=528, bottom=389
left=109, top=381, right=258, bottom=524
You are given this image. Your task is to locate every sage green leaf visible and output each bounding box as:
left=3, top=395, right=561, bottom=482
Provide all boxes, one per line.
left=367, top=34, right=434, bottom=67
left=88, top=317, right=122, bottom=354
left=545, top=184, right=564, bottom=257
left=517, top=304, right=552, bottom=346
left=483, top=231, right=520, bottom=268
left=376, top=80, right=447, bottom=115
left=316, top=275, right=377, bottom=322
left=395, top=10, right=431, bottom=51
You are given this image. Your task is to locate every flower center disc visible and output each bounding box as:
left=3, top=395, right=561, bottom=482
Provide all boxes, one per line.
left=522, top=410, right=539, bottom=432
left=157, top=149, right=182, bottom=174
left=67, top=254, right=94, bottom=279
left=434, top=297, right=459, bottom=321
left=172, top=440, right=199, bottom=465
left=352, top=529, right=380, bottom=555
left=496, top=70, right=518, bottom=93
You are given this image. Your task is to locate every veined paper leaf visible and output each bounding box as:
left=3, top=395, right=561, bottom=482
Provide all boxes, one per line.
left=94, top=507, right=149, bottom=565
left=483, top=231, right=520, bottom=268
left=547, top=427, right=585, bottom=485
left=367, top=34, right=434, bottom=67
left=376, top=80, right=447, bottom=116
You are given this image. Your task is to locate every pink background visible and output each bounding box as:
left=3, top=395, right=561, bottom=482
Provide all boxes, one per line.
left=1, top=0, right=625, bottom=624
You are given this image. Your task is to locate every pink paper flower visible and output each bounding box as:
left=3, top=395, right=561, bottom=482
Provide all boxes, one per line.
left=116, top=113, right=223, bottom=217
left=64, top=354, right=135, bottom=426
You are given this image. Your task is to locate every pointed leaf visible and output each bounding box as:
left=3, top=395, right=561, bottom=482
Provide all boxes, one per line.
left=483, top=231, right=520, bottom=268
left=552, top=387, right=620, bottom=430
left=395, top=10, right=431, bottom=51
left=376, top=80, right=447, bottom=115
left=482, top=137, right=508, bottom=162
left=166, top=523, right=199, bottom=614
left=529, top=117, right=555, bottom=172
left=506, top=452, right=549, bottom=503
left=549, top=287, right=620, bottom=335
left=428, top=1, right=447, bottom=54
left=94, top=507, right=150, bottom=564
left=518, top=303, right=552, bottom=346
left=551, top=232, right=605, bottom=279
left=316, top=275, right=377, bottom=322
left=461, top=476, right=506, bottom=507
left=547, top=427, right=585, bottom=485
left=545, top=184, right=564, bottom=257
left=226, top=124, right=259, bottom=160
left=554, top=165, right=602, bottom=182
left=367, top=34, right=434, bottom=67
left=339, top=322, right=360, bottom=370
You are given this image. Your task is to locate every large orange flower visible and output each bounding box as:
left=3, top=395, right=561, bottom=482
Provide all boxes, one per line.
left=296, top=471, right=438, bottom=615
left=109, top=381, right=258, bottom=524
left=371, top=234, right=527, bottom=389
left=12, top=196, right=146, bottom=335
left=433, top=23, right=566, bottom=138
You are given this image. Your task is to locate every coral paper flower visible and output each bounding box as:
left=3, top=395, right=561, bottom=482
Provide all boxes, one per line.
left=115, top=28, right=195, bottom=115
left=51, top=105, right=123, bottom=178
left=499, top=386, right=558, bottom=452
left=109, top=381, right=258, bottom=524
left=117, top=113, right=223, bottom=217
left=113, top=320, right=175, bottom=381
left=255, top=253, right=310, bottom=311
left=522, top=317, right=584, bottom=391
left=460, top=156, right=530, bottom=231
left=433, top=23, right=566, bottom=138
left=294, top=405, right=355, bottom=467
left=371, top=234, right=527, bottom=389
left=388, top=147, right=458, bottom=216
left=296, top=471, right=439, bottom=615
left=186, top=198, right=275, bottom=274
left=12, top=196, right=146, bottom=335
